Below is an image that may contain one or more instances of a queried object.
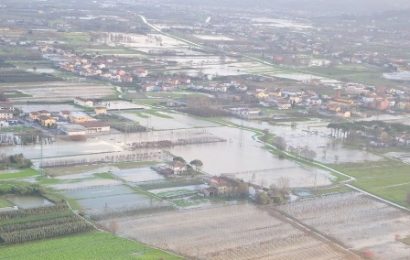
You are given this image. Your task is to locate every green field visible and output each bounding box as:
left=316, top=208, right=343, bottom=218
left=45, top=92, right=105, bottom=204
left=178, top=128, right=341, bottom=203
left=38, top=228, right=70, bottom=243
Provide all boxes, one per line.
left=0, top=231, right=182, bottom=260
left=138, top=109, right=174, bottom=119
left=303, top=64, right=396, bottom=86
left=0, top=169, right=39, bottom=180
left=330, top=160, right=410, bottom=207
left=0, top=197, right=11, bottom=208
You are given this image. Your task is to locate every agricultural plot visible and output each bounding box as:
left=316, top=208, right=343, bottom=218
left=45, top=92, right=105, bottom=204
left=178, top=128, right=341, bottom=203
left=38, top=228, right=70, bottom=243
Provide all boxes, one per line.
left=0, top=69, right=59, bottom=83
left=170, top=126, right=333, bottom=188
left=0, top=203, right=93, bottom=244
left=99, top=32, right=196, bottom=55
left=148, top=184, right=211, bottom=208
left=120, top=111, right=218, bottom=130
left=279, top=192, right=410, bottom=259
left=330, top=160, right=410, bottom=207
left=18, top=82, right=115, bottom=101
left=5, top=195, right=54, bottom=209
left=99, top=204, right=357, bottom=260
left=16, top=103, right=84, bottom=113
left=0, top=168, right=38, bottom=181
left=0, top=231, right=181, bottom=260
left=62, top=184, right=171, bottom=220
left=228, top=118, right=382, bottom=164
left=111, top=167, right=164, bottom=183
left=194, top=34, right=233, bottom=41
left=96, top=114, right=147, bottom=133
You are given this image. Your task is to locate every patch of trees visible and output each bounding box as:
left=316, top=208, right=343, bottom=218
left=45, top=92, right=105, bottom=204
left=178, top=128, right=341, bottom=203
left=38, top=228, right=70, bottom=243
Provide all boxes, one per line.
left=256, top=177, right=291, bottom=205
left=96, top=114, right=146, bottom=133
left=0, top=203, right=93, bottom=244
left=172, top=156, right=204, bottom=175
left=180, top=96, right=230, bottom=117
left=0, top=154, right=32, bottom=170
left=328, top=120, right=410, bottom=147
left=0, top=182, right=43, bottom=196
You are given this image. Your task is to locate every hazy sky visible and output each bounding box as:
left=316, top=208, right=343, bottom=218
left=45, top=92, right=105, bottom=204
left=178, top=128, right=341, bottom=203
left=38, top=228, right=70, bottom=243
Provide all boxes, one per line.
left=171, top=0, right=410, bottom=16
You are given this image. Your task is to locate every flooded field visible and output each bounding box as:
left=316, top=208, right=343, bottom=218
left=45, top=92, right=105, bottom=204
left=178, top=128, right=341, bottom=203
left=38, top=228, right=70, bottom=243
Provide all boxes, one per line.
left=3, top=110, right=340, bottom=188
left=158, top=55, right=237, bottom=65
left=120, top=111, right=217, bottom=130
left=194, top=34, right=234, bottom=41
left=63, top=184, right=170, bottom=218
left=5, top=195, right=54, bottom=209
left=19, top=83, right=114, bottom=101
left=229, top=118, right=381, bottom=164
left=251, top=18, right=312, bottom=30
left=105, top=100, right=147, bottom=110
left=112, top=167, right=164, bottom=183
left=99, top=32, right=200, bottom=55
left=51, top=179, right=122, bottom=190
left=3, top=138, right=123, bottom=160
left=169, top=62, right=252, bottom=77
left=170, top=126, right=333, bottom=188
left=383, top=71, right=410, bottom=81
left=16, top=103, right=83, bottom=113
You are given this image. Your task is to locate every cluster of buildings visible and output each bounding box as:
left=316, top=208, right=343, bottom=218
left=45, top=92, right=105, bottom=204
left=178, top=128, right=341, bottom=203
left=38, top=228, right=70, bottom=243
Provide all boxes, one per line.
left=26, top=98, right=111, bottom=136
left=0, top=101, right=17, bottom=127
left=140, top=77, right=191, bottom=92
left=39, top=45, right=145, bottom=84
left=27, top=108, right=110, bottom=135
left=185, top=81, right=248, bottom=94
left=253, top=83, right=410, bottom=118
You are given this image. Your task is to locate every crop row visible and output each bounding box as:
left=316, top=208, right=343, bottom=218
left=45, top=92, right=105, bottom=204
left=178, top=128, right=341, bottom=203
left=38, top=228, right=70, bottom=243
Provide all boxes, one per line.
left=0, top=220, right=93, bottom=244
left=0, top=215, right=82, bottom=233
left=0, top=203, right=68, bottom=221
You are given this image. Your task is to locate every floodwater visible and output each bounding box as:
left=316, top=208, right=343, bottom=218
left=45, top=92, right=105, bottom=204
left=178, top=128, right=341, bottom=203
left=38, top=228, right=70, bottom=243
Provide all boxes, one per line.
left=149, top=184, right=208, bottom=195
left=55, top=166, right=164, bottom=183
left=3, top=138, right=123, bottom=160
left=170, top=126, right=333, bottom=188
left=6, top=195, right=54, bottom=209
left=64, top=185, right=169, bottom=216
left=383, top=71, right=410, bottom=81
left=112, top=167, right=164, bottom=183
left=194, top=34, right=234, bottom=41
left=228, top=118, right=381, bottom=164
left=171, top=63, right=249, bottom=77
left=2, top=110, right=344, bottom=188
left=120, top=111, right=217, bottom=130
left=251, top=18, right=312, bottom=29
left=16, top=104, right=83, bottom=113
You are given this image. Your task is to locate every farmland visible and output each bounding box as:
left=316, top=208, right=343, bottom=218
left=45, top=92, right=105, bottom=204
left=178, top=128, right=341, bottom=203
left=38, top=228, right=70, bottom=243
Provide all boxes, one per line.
left=0, top=0, right=409, bottom=258
left=0, top=169, right=39, bottom=181
left=0, top=231, right=182, bottom=260
left=279, top=192, right=410, bottom=259
left=99, top=204, right=358, bottom=260
left=0, top=203, right=93, bottom=244
left=330, top=160, right=410, bottom=207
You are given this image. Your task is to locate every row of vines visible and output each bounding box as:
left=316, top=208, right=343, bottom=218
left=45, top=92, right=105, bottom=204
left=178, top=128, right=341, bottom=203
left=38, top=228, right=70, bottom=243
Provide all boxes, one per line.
left=0, top=203, right=93, bottom=244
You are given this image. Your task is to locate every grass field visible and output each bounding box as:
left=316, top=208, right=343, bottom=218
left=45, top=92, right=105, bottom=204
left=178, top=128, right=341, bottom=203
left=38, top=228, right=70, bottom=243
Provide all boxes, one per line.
left=0, top=231, right=181, bottom=259
left=303, top=64, right=396, bottom=86
left=0, top=197, right=11, bottom=208
left=138, top=109, right=174, bottom=119
left=330, top=160, right=410, bottom=207
left=0, top=169, right=39, bottom=180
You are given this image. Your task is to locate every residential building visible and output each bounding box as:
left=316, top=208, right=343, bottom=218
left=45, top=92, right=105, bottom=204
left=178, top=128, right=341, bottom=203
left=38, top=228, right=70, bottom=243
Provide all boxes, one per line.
left=78, top=121, right=110, bottom=134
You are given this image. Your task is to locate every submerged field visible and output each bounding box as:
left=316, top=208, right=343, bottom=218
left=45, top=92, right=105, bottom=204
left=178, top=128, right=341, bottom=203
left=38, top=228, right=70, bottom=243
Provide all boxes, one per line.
left=0, top=231, right=181, bottom=260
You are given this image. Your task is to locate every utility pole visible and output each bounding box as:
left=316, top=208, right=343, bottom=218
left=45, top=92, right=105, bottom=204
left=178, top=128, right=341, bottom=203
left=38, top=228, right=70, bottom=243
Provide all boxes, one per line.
left=40, top=135, right=44, bottom=176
